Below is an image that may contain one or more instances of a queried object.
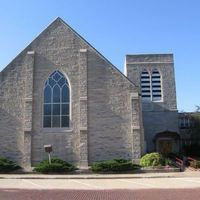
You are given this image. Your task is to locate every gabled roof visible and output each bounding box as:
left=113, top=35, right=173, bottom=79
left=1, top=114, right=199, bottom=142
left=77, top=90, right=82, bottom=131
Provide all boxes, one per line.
left=56, top=18, right=138, bottom=89
left=0, top=17, right=138, bottom=89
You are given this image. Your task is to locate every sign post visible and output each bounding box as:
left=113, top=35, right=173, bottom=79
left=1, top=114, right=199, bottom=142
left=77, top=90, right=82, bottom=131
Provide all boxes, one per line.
left=44, top=144, right=53, bottom=164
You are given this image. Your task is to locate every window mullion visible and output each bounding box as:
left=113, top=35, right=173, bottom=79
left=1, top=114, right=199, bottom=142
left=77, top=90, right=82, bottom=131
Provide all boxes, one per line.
left=43, top=71, right=70, bottom=128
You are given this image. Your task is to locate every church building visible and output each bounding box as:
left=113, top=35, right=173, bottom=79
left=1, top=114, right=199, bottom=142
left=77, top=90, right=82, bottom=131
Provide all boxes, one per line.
left=0, top=18, right=179, bottom=170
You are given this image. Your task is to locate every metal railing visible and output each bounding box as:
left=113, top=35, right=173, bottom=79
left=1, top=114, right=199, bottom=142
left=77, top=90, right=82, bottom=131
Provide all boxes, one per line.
left=175, top=157, right=184, bottom=171
left=187, top=157, right=197, bottom=170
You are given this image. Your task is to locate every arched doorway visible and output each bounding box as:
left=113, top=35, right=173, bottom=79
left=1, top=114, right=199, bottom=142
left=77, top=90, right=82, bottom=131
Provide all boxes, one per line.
left=154, top=131, right=180, bottom=156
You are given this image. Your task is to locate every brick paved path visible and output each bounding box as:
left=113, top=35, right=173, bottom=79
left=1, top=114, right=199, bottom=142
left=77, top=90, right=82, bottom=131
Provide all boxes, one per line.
left=1, top=189, right=200, bottom=200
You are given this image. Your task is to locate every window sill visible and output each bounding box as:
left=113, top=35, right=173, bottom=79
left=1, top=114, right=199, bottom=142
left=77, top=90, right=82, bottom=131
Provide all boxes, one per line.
left=142, top=100, right=164, bottom=103
left=41, top=128, right=73, bottom=133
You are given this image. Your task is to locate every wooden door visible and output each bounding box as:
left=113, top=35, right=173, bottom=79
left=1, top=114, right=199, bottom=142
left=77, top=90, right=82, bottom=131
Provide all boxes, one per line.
left=158, top=140, right=173, bottom=155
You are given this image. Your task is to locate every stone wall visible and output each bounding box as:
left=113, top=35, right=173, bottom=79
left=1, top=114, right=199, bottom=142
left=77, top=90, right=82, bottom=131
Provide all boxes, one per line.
left=0, top=18, right=144, bottom=169
left=125, top=54, right=179, bottom=152
left=125, top=54, right=177, bottom=111
left=0, top=54, right=26, bottom=167
left=29, top=19, right=83, bottom=166
left=143, top=111, right=179, bottom=152
left=87, top=50, right=143, bottom=163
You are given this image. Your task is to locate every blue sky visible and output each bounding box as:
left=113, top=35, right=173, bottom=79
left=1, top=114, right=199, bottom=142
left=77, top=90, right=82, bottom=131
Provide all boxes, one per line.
left=0, top=0, right=199, bottom=112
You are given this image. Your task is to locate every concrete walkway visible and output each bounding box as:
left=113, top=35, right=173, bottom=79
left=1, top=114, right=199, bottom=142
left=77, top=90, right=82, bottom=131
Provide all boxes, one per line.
left=1, top=174, right=200, bottom=190
left=1, top=171, right=200, bottom=179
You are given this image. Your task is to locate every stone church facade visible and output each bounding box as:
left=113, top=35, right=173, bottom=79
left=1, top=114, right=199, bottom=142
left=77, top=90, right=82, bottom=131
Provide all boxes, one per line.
left=0, top=18, right=179, bottom=170
left=125, top=54, right=179, bottom=155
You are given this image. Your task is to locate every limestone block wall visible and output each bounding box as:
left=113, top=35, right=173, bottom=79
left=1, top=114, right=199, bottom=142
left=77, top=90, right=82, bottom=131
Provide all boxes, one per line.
left=125, top=54, right=179, bottom=153
left=87, top=50, right=143, bottom=163
left=0, top=18, right=144, bottom=169
left=26, top=18, right=140, bottom=166
left=125, top=54, right=177, bottom=111
left=29, top=19, right=83, bottom=166
left=79, top=49, right=88, bottom=167
left=0, top=55, right=26, bottom=167
left=131, top=93, right=144, bottom=159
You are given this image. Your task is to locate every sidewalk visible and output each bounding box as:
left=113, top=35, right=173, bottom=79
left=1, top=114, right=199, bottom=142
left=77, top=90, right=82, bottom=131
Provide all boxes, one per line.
left=1, top=171, right=200, bottom=179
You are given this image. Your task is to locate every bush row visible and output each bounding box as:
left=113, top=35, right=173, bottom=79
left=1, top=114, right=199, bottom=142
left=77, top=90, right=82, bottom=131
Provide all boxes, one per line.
left=0, top=157, right=140, bottom=174
left=91, top=159, right=140, bottom=173
left=2, top=152, right=197, bottom=174
left=0, top=157, right=21, bottom=173
left=34, top=158, right=75, bottom=173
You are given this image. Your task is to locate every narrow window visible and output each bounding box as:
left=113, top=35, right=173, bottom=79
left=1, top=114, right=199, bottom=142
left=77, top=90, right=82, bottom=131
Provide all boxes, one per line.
left=152, top=70, right=162, bottom=101
left=141, top=70, right=151, bottom=101
left=43, top=70, right=70, bottom=128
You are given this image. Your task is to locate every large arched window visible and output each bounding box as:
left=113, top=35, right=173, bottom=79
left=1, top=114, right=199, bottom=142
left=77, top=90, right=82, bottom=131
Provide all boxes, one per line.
left=43, top=70, right=70, bottom=128
left=151, top=69, right=162, bottom=101
left=141, top=70, right=151, bottom=101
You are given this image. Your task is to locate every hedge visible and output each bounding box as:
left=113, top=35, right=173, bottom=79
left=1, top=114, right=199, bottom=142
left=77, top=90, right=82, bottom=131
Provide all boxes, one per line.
left=34, top=158, right=75, bottom=174
left=91, top=159, right=140, bottom=173
left=0, top=157, right=21, bottom=173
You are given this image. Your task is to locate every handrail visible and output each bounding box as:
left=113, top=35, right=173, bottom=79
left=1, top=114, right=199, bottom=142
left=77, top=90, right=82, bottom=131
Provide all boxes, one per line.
left=187, top=157, right=197, bottom=169
left=175, top=157, right=184, bottom=171
left=187, top=157, right=196, bottom=162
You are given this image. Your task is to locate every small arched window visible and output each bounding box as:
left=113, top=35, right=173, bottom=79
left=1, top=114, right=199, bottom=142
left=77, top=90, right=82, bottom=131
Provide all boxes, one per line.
left=141, top=70, right=151, bottom=101
left=151, top=69, right=162, bottom=101
left=43, top=70, right=70, bottom=128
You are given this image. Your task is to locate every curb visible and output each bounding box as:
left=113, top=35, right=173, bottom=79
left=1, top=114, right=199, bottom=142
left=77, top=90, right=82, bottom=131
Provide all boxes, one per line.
left=0, top=169, right=199, bottom=180
left=0, top=175, right=177, bottom=180
left=0, top=173, right=184, bottom=180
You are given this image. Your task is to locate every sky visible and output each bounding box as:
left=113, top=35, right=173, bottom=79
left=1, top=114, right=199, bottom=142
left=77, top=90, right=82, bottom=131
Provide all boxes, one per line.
left=0, top=0, right=199, bottom=112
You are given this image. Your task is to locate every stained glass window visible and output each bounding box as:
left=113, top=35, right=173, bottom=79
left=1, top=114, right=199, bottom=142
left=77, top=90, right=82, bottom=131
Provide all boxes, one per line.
left=43, top=70, right=70, bottom=128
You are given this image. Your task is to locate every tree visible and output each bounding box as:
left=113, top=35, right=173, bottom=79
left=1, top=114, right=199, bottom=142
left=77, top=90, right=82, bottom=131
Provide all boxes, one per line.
left=195, top=105, right=200, bottom=112
left=183, top=113, right=200, bottom=156
left=187, top=113, right=200, bottom=142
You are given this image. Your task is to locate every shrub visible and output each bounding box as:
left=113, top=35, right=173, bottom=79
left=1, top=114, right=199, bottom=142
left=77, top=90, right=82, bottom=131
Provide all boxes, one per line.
left=34, top=158, right=75, bottom=174
left=189, top=160, right=200, bottom=168
left=140, top=153, right=164, bottom=167
left=91, top=159, right=140, bottom=173
left=164, top=158, right=172, bottom=166
left=0, top=157, right=21, bottom=173
left=196, top=161, right=200, bottom=168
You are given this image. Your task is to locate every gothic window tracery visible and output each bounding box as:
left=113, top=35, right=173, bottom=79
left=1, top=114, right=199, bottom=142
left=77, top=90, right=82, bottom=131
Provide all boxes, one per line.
left=43, top=70, right=70, bottom=128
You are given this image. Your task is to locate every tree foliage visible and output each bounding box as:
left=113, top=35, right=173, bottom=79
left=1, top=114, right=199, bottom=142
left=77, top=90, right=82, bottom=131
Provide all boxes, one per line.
left=187, top=113, right=200, bottom=141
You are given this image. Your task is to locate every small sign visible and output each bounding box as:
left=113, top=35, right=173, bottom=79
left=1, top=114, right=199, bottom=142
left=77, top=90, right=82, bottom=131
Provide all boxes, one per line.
left=44, top=144, right=53, bottom=153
